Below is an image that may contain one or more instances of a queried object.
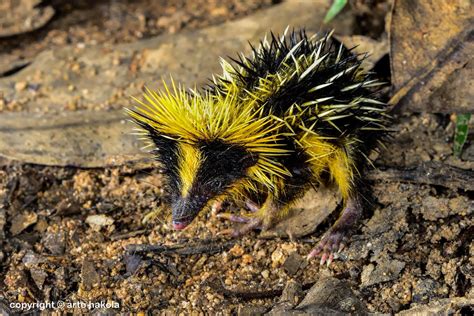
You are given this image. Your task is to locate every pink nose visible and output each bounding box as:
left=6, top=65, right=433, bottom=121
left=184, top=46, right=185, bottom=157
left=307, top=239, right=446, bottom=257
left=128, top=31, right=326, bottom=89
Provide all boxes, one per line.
left=172, top=221, right=188, bottom=230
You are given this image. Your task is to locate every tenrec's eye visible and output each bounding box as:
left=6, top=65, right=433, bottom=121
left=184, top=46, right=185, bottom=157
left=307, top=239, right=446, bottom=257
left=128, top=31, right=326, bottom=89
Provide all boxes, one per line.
left=207, top=179, right=223, bottom=188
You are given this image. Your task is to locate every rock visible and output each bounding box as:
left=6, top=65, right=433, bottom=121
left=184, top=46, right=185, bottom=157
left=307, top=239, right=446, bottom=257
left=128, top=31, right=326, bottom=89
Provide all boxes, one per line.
left=34, top=218, right=49, bottom=233
left=229, top=244, right=245, bottom=257
left=237, top=305, right=268, bottom=316
left=42, top=230, right=66, bottom=255
left=346, top=203, right=408, bottom=262
left=241, top=254, right=253, bottom=265
left=361, top=259, right=406, bottom=288
left=124, top=253, right=142, bottom=275
left=22, top=250, right=45, bottom=267
left=412, top=277, right=438, bottom=304
left=55, top=198, right=82, bottom=216
left=417, top=196, right=472, bottom=221
left=10, top=212, right=38, bottom=235
left=86, top=214, right=114, bottom=229
left=388, top=1, right=473, bottom=113
left=0, top=207, right=5, bottom=240
left=54, top=266, right=67, bottom=290
left=336, top=35, right=389, bottom=70
left=0, top=110, right=146, bottom=168
left=397, top=297, right=474, bottom=315
left=0, top=57, right=30, bottom=77
left=267, top=280, right=304, bottom=315
left=294, top=277, right=367, bottom=315
left=271, top=248, right=285, bottom=267
left=30, top=267, right=48, bottom=289
left=283, top=252, right=304, bottom=276
left=261, top=270, right=270, bottom=279
left=280, top=280, right=303, bottom=307
left=81, top=259, right=100, bottom=291
left=14, top=81, right=28, bottom=92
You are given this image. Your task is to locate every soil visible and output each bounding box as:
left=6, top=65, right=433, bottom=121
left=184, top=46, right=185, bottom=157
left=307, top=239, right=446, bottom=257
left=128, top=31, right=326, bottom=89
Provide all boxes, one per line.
left=0, top=0, right=472, bottom=314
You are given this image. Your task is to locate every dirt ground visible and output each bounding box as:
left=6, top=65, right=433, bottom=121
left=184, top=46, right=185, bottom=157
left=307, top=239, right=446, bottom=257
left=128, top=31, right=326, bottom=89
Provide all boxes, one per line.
left=0, top=0, right=472, bottom=314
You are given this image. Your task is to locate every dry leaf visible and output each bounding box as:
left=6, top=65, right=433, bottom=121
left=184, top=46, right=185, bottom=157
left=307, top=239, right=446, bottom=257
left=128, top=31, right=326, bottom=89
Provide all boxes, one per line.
left=0, top=110, right=147, bottom=167
left=0, top=0, right=54, bottom=38
left=388, top=0, right=473, bottom=113
left=260, top=186, right=341, bottom=239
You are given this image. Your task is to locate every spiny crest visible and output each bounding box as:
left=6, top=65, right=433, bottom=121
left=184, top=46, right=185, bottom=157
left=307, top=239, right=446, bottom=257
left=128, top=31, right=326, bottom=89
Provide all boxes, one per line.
left=126, top=78, right=292, bottom=193
left=127, top=79, right=279, bottom=145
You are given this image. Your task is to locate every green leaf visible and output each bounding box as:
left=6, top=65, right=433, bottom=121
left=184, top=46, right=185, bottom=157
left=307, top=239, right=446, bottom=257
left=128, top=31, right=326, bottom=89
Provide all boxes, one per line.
left=324, top=0, right=348, bottom=24
left=453, top=113, right=471, bottom=157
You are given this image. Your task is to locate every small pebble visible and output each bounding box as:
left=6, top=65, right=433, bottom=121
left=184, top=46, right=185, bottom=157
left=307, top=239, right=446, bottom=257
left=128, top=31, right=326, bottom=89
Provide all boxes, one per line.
left=271, top=248, right=285, bottom=267
left=229, top=244, right=244, bottom=257
left=86, top=214, right=114, bottom=228
left=14, top=81, right=28, bottom=91
left=241, top=254, right=253, bottom=264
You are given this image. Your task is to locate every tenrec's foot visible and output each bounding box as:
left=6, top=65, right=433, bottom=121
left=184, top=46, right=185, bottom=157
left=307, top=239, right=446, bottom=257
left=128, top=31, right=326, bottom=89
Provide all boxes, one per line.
left=217, top=214, right=262, bottom=237
left=307, top=228, right=346, bottom=266
left=216, top=198, right=264, bottom=237
left=216, top=212, right=252, bottom=223
left=307, top=196, right=361, bottom=266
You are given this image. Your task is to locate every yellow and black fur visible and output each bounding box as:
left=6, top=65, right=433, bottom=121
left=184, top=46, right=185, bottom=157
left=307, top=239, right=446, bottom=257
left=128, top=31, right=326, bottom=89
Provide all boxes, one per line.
left=127, top=29, right=388, bottom=262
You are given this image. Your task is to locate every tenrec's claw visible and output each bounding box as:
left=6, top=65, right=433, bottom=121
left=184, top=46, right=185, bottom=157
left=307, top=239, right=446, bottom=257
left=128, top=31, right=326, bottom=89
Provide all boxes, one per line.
left=217, top=216, right=263, bottom=238
left=326, top=253, right=334, bottom=267
left=211, top=201, right=223, bottom=215
left=308, top=229, right=346, bottom=266
left=320, top=253, right=328, bottom=266
left=245, top=200, right=260, bottom=213
left=216, top=213, right=250, bottom=223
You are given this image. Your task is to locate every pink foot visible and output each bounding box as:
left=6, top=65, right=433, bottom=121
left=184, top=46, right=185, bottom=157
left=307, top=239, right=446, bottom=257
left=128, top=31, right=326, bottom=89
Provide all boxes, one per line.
left=307, top=229, right=346, bottom=266
left=307, top=196, right=361, bottom=266
left=217, top=201, right=263, bottom=237
left=245, top=200, right=260, bottom=213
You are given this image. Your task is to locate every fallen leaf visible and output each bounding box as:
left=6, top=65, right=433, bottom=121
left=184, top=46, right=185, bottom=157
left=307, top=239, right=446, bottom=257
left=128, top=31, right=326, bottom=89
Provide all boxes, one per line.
left=388, top=0, right=473, bottom=113
left=0, top=0, right=54, bottom=38
left=260, top=186, right=341, bottom=239
left=0, top=110, right=147, bottom=167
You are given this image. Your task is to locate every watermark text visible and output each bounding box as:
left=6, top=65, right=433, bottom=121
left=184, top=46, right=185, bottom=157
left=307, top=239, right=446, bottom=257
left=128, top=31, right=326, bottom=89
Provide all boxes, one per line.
left=9, top=300, right=120, bottom=311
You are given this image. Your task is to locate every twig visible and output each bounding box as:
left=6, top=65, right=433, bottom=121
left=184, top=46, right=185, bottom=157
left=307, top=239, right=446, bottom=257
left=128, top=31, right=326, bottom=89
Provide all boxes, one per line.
left=205, top=277, right=316, bottom=300
left=111, top=229, right=148, bottom=241
left=125, top=239, right=236, bottom=256
left=368, top=162, right=474, bottom=191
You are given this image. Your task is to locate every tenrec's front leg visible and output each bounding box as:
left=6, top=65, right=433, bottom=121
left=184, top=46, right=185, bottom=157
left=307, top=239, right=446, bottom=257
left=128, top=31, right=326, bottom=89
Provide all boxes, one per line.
left=307, top=195, right=362, bottom=265
left=217, top=196, right=281, bottom=237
